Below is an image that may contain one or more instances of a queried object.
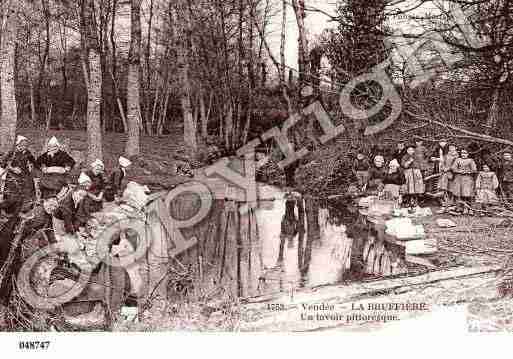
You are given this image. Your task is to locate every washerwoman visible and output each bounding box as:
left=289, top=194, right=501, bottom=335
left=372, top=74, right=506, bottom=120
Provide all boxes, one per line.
left=382, top=159, right=405, bottom=203
left=35, top=136, right=76, bottom=199
left=367, top=155, right=387, bottom=195
left=450, top=148, right=477, bottom=215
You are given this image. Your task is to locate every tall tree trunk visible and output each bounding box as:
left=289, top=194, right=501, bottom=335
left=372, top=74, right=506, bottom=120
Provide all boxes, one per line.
left=87, top=50, right=103, bottom=162
left=82, top=0, right=103, bottom=162
left=125, top=0, right=142, bottom=156
left=199, top=86, right=208, bottom=138
left=59, top=21, right=68, bottom=99
left=110, top=0, right=126, bottom=133
left=0, top=7, right=18, bottom=152
left=310, top=46, right=322, bottom=96
left=58, top=16, right=69, bottom=127
left=235, top=0, right=244, bottom=147
left=280, top=0, right=292, bottom=113
left=241, top=0, right=256, bottom=145
left=30, top=80, right=37, bottom=126
left=177, top=1, right=196, bottom=151
left=217, top=0, right=233, bottom=150
left=100, top=12, right=109, bottom=135
left=143, top=0, right=155, bottom=135
left=486, top=87, right=499, bottom=133
left=224, top=104, right=233, bottom=149
left=485, top=70, right=507, bottom=134
left=157, top=86, right=170, bottom=136
left=35, top=0, right=51, bottom=126
left=280, top=0, right=287, bottom=87
left=291, top=0, right=310, bottom=96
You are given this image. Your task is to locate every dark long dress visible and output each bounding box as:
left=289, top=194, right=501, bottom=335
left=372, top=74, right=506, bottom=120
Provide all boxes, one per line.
left=53, top=191, right=92, bottom=233
left=353, top=158, right=370, bottom=188
left=85, top=169, right=106, bottom=212
left=35, top=150, right=76, bottom=199
left=383, top=170, right=405, bottom=199
left=450, top=158, right=477, bottom=197
left=104, top=167, right=126, bottom=202
left=401, top=154, right=425, bottom=194
left=0, top=216, right=23, bottom=305
left=367, top=165, right=387, bottom=193
left=0, top=149, right=36, bottom=213
left=393, top=148, right=407, bottom=162
left=498, top=160, right=513, bottom=197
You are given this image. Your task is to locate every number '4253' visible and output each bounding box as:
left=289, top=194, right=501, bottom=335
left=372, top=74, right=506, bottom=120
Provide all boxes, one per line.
left=267, top=303, right=285, bottom=311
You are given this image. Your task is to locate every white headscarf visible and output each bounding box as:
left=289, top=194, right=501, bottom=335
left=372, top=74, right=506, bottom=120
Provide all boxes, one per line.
left=119, top=156, right=132, bottom=168
left=78, top=172, right=92, bottom=185
left=48, top=136, right=60, bottom=147
left=388, top=159, right=400, bottom=173
left=90, top=159, right=104, bottom=169
left=374, top=155, right=385, bottom=167
left=389, top=159, right=400, bottom=168
left=16, top=135, right=28, bottom=145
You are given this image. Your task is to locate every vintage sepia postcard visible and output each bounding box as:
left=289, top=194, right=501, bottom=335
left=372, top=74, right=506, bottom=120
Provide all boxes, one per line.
left=0, top=0, right=512, bottom=353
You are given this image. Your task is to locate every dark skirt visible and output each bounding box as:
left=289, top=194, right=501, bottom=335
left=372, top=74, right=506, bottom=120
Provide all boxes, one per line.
left=85, top=196, right=103, bottom=213
left=1, top=174, right=35, bottom=213
left=450, top=174, right=474, bottom=197
left=104, top=185, right=116, bottom=202
left=4, top=174, right=34, bottom=200
left=39, top=173, right=69, bottom=198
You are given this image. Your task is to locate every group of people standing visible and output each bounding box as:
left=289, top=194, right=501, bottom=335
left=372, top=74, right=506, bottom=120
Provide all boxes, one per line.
left=352, top=139, right=513, bottom=215
left=0, top=135, right=133, bottom=236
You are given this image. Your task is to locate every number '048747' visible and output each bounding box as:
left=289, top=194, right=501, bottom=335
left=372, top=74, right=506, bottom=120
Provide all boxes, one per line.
left=18, top=341, right=50, bottom=350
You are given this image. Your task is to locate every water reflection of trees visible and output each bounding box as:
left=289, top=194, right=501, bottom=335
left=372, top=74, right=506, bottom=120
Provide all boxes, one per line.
left=274, top=194, right=372, bottom=287
left=326, top=197, right=378, bottom=281
left=277, top=200, right=298, bottom=263
left=276, top=197, right=322, bottom=286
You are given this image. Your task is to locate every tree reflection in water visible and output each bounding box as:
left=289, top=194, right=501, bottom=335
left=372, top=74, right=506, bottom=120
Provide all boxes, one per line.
left=259, top=193, right=369, bottom=296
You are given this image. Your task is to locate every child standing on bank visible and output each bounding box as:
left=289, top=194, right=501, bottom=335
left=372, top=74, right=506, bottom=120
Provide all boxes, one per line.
left=436, top=144, right=458, bottom=212
left=415, top=140, right=430, bottom=177
left=475, top=164, right=499, bottom=214
left=401, top=145, right=425, bottom=207
left=352, top=150, right=371, bottom=192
